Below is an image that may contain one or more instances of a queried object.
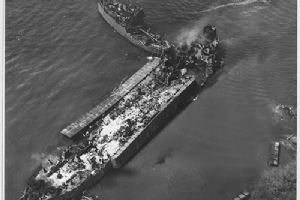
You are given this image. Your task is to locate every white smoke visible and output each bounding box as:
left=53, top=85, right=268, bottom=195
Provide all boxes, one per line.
left=31, top=153, right=47, bottom=163
left=31, top=152, right=59, bottom=167
left=175, top=18, right=209, bottom=47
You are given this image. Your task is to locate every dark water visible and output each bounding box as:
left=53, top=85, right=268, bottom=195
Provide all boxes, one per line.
left=5, top=0, right=296, bottom=199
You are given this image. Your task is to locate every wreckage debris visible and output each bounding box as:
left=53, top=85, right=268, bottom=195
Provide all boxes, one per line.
left=80, top=191, right=100, bottom=200
left=232, top=191, right=251, bottom=200
left=280, top=134, right=296, bottom=152
left=274, top=104, right=297, bottom=121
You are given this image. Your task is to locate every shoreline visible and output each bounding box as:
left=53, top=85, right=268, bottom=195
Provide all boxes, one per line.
left=250, top=106, right=296, bottom=200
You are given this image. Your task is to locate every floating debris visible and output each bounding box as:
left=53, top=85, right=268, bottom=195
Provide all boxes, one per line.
left=280, top=134, right=296, bottom=153
left=80, top=191, right=100, bottom=200
left=273, top=104, right=297, bottom=121
left=232, top=191, right=251, bottom=200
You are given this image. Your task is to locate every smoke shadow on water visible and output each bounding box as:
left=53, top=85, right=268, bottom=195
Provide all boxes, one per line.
left=101, top=167, right=139, bottom=188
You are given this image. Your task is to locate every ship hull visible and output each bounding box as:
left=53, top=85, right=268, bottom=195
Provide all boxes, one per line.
left=97, top=3, right=162, bottom=55
left=23, top=59, right=202, bottom=200
left=23, top=57, right=222, bottom=200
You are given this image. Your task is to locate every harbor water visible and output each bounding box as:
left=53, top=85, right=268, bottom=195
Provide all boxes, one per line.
left=5, top=0, right=296, bottom=199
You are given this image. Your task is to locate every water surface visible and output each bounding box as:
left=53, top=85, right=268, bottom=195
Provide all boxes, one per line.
left=5, top=0, right=296, bottom=199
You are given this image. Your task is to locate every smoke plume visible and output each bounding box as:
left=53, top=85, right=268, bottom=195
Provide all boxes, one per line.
left=31, top=152, right=59, bottom=167
left=175, top=18, right=209, bottom=47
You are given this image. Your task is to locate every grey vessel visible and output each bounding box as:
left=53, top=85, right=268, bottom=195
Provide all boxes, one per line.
left=98, top=0, right=170, bottom=55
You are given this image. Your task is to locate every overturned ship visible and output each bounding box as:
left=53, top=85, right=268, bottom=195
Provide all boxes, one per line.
left=20, top=22, right=223, bottom=200
left=98, top=0, right=170, bottom=55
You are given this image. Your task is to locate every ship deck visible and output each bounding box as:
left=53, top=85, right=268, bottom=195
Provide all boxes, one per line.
left=61, top=57, right=161, bottom=139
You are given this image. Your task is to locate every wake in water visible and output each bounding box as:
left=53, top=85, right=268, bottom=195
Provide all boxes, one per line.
left=199, top=0, right=271, bottom=13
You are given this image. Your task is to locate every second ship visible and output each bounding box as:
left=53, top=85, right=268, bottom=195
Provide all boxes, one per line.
left=98, top=0, right=170, bottom=55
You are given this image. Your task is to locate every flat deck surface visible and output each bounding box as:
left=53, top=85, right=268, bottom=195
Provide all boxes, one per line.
left=60, top=58, right=161, bottom=138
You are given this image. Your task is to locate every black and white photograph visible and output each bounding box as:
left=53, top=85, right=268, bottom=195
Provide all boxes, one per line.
left=3, top=0, right=297, bottom=199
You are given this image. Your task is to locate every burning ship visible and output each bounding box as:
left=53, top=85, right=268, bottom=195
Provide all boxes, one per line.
left=20, top=3, right=224, bottom=200
left=98, top=0, right=170, bottom=55
left=20, top=25, right=223, bottom=200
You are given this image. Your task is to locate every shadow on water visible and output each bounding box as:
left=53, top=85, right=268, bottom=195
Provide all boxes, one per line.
left=104, top=167, right=139, bottom=187
left=110, top=167, right=138, bottom=178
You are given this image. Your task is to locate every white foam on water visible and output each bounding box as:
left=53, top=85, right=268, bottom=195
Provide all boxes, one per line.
left=199, top=0, right=271, bottom=13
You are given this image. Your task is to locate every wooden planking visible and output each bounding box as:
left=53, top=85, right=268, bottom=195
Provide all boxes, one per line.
left=60, top=57, right=161, bottom=138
